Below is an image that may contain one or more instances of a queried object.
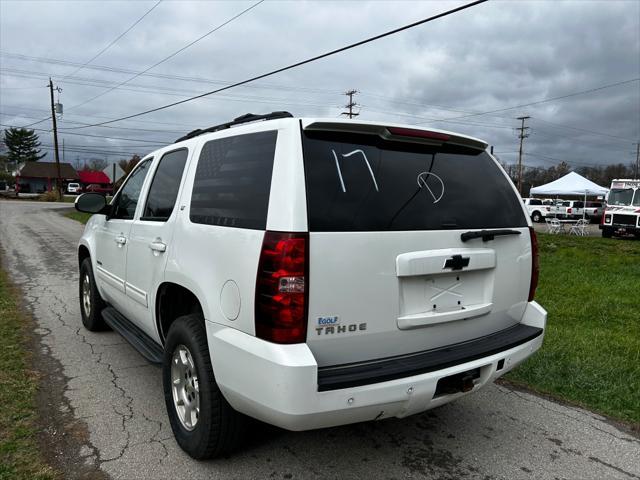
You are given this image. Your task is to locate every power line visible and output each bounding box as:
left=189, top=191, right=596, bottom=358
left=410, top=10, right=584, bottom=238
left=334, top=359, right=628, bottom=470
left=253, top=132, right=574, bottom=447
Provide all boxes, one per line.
left=66, top=0, right=265, bottom=111
left=64, top=0, right=488, bottom=129
left=531, top=117, right=636, bottom=142
left=59, top=1, right=163, bottom=81
left=0, top=51, right=344, bottom=96
left=431, top=78, right=640, bottom=121
left=0, top=123, right=166, bottom=144
left=17, top=115, right=51, bottom=128
left=0, top=68, right=339, bottom=112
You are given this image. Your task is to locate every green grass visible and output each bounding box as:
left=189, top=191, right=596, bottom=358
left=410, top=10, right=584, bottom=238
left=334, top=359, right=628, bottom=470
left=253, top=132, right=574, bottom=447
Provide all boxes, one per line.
left=64, top=211, right=92, bottom=224
left=507, top=233, right=640, bottom=425
left=0, top=269, right=57, bottom=479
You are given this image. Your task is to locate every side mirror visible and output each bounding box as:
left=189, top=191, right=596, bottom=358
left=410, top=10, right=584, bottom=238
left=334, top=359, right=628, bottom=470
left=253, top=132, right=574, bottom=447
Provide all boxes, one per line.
left=75, top=193, right=108, bottom=214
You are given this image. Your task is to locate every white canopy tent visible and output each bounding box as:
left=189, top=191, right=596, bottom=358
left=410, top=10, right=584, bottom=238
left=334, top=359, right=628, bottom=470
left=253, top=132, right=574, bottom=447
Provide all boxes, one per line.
left=530, top=171, right=609, bottom=219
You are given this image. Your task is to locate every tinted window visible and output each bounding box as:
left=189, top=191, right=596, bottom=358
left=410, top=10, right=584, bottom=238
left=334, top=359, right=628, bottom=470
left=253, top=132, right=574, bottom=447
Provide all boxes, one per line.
left=302, top=131, right=527, bottom=231
left=111, top=159, right=152, bottom=220
left=529, top=199, right=542, bottom=205
left=142, top=149, right=188, bottom=221
left=190, top=131, right=277, bottom=230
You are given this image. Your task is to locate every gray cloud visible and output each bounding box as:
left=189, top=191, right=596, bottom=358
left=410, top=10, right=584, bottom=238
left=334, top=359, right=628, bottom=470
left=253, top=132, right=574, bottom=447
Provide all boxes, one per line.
left=0, top=0, right=638, bottom=171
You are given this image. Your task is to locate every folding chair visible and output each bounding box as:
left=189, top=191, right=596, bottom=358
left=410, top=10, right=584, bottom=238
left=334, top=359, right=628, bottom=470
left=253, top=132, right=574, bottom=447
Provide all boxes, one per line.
left=570, top=219, right=589, bottom=236
left=545, top=217, right=554, bottom=233
left=549, top=218, right=562, bottom=234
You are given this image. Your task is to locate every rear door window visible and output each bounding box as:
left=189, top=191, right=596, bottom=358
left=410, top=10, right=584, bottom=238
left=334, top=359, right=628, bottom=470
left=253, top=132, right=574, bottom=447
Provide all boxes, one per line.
left=190, top=131, right=278, bottom=230
left=142, top=149, right=189, bottom=221
left=302, top=130, right=526, bottom=232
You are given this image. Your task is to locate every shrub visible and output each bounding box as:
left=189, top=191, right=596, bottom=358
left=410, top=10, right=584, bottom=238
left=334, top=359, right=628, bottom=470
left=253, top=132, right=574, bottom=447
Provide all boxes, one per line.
left=38, top=190, right=61, bottom=202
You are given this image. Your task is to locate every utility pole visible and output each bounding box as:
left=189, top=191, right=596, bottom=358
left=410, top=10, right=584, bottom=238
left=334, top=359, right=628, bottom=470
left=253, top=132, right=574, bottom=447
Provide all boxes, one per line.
left=48, top=78, right=63, bottom=198
left=341, top=89, right=359, bottom=119
left=516, top=116, right=530, bottom=195
left=635, top=142, right=639, bottom=179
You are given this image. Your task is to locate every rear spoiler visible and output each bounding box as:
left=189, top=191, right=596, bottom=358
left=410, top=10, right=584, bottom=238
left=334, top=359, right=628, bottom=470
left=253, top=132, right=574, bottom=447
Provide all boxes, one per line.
left=304, top=121, right=488, bottom=152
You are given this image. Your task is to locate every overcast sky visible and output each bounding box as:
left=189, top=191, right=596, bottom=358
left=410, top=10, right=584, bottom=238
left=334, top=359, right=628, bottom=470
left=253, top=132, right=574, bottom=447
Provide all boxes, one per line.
left=0, top=0, right=638, bottom=170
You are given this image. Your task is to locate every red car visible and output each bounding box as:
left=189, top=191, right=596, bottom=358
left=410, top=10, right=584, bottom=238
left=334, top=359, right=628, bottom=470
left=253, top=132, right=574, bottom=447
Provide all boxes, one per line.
left=83, top=184, right=112, bottom=196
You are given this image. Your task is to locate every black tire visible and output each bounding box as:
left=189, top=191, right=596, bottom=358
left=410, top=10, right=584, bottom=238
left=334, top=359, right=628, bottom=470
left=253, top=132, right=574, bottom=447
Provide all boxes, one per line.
left=163, top=314, right=247, bottom=459
left=79, top=258, right=108, bottom=331
left=531, top=211, right=542, bottom=223
left=602, top=227, right=613, bottom=238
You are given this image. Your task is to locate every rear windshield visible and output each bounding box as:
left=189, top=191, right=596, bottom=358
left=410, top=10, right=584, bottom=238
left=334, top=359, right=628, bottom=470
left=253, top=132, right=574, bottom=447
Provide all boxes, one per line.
left=302, top=130, right=527, bottom=232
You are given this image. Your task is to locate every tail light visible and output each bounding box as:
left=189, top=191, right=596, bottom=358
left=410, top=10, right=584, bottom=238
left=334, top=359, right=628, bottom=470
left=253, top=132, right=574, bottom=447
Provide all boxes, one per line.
left=567, top=208, right=572, bottom=214
left=600, top=213, right=605, bottom=225
left=255, top=231, right=308, bottom=344
left=528, top=227, right=539, bottom=302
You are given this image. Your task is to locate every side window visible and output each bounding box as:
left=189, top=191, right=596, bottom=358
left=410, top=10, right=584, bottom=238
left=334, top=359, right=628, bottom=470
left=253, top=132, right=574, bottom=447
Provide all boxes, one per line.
left=111, top=159, right=152, bottom=220
left=142, top=149, right=189, bottom=221
left=190, top=131, right=278, bottom=230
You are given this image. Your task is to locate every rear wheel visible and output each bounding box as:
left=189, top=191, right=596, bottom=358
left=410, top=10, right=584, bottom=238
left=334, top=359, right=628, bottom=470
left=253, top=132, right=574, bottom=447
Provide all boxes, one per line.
left=163, top=314, right=247, bottom=459
left=531, top=211, right=542, bottom=223
left=601, top=227, right=613, bottom=238
left=79, top=258, right=107, bottom=331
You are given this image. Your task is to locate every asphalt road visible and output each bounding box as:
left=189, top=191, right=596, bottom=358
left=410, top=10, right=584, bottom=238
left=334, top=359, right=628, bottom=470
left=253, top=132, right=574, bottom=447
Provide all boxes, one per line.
left=1, top=200, right=638, bottom=480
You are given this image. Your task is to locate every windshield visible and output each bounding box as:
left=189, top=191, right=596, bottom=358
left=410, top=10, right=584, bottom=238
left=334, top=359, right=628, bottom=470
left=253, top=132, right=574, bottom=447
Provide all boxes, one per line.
left=608, top=188, right=634, bottom=206
left=634, top=191, right=640, bottom=207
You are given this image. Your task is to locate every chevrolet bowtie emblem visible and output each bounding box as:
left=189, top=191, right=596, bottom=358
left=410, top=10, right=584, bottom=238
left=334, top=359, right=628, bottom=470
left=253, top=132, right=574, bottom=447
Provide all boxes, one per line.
left=443, top=255, right=470, bottom=271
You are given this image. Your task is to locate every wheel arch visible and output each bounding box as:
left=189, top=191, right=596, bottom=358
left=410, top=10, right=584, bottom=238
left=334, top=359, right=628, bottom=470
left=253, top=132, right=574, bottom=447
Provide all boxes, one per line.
left=78, top=244, right=91, bottom=267
left=156, top=282, right=205, bottom=345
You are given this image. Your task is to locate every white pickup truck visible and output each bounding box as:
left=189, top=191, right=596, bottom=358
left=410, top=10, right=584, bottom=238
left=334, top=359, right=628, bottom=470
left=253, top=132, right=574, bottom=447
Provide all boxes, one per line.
left=522, top=198, right=549, bottom=222
left=74, top=113, right=546, bottom=459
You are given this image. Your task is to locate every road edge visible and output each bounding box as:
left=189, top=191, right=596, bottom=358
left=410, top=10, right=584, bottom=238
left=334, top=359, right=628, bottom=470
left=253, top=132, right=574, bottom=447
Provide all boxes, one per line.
left=0, top=245, right=110, bottom=480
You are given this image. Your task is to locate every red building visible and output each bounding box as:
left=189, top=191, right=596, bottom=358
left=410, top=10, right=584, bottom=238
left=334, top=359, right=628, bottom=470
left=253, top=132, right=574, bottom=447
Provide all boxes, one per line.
left=78, top=170, right=111, bottom=187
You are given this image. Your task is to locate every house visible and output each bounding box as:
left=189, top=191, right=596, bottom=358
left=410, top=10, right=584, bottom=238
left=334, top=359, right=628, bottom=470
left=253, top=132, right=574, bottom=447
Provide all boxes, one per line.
left=15, top=162, right=78, bottom=193
left=78, top=170, right=112, bottom=189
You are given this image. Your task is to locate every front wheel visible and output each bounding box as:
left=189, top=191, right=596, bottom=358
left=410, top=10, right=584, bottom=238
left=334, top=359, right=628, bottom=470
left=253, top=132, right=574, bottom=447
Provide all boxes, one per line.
left=79, top=258, right=107, bottom=331
left=163, top=314, right=247, bottom=459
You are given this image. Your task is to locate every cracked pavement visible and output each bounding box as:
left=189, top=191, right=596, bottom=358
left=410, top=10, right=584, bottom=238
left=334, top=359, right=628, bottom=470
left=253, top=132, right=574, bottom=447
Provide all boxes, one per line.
left=0, top=200, right=638, bottom=480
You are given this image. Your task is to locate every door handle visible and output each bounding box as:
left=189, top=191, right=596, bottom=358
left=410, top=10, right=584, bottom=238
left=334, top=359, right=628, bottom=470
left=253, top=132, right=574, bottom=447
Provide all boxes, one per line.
left=149, top=241, right=167, bottom=253
left=115, top=235, right=127, bottom=245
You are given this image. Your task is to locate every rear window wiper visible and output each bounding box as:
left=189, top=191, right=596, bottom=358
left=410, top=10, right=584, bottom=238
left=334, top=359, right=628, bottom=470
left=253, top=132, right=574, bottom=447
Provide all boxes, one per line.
left=460, top=229, right=522, bottom=242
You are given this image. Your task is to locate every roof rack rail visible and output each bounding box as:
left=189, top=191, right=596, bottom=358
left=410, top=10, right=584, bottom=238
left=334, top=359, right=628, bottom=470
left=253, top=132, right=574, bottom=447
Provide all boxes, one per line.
left=175, top=111, right=294, bottom=143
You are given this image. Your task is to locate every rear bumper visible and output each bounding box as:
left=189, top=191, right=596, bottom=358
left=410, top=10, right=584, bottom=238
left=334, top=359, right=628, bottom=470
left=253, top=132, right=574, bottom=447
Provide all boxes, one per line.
left=207, top=301, right=547, bottom=431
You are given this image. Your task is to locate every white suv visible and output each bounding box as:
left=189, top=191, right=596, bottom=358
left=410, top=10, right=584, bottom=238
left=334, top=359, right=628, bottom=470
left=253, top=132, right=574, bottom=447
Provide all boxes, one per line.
left=75, top=112, right=546, bottom=459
